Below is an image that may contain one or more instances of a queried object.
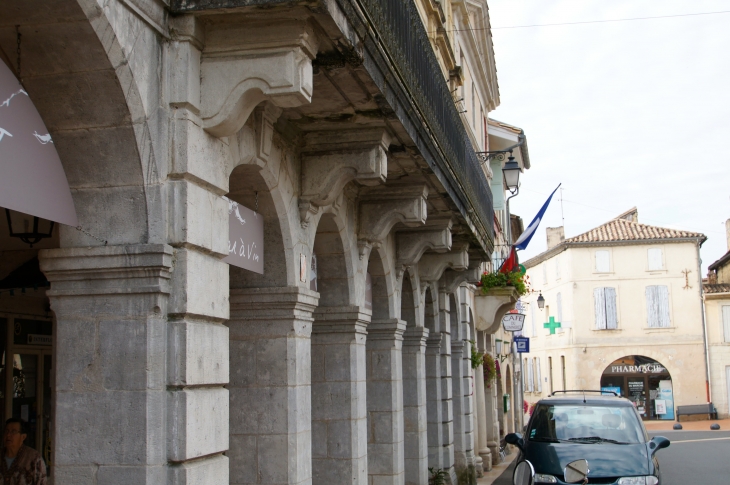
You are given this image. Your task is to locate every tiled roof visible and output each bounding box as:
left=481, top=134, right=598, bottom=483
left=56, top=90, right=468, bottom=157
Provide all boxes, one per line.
left=565, top=217, right=706, bottom=244
left=709, top=250, right=730, bottom=271
left=704, top=283, right=730, bottom=294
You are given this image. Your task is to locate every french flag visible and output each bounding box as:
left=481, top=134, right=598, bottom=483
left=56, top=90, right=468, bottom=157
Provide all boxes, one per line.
left=513, top=184, right=561, bottom=251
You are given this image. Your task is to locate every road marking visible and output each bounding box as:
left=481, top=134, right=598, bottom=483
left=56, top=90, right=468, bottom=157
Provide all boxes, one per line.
left=669, top=437, right=730, bottom=444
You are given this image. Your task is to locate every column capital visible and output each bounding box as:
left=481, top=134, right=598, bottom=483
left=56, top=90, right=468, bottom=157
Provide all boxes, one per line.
left=368, top=318, right=407, bottom=340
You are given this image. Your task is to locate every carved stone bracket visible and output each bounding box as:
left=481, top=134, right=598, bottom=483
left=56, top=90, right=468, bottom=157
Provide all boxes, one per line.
left=395, top=217, right=453, bottom=268
left=357, top=185, right=429, bottom=258
left=299, top=128, right=391, bottom=227
left=418, top=242, right=469, bottom=284
left=440, top=257, right=482, bottom=295
left=201, top=20, right=319, bottom=137
left=473, top=287, right=520, bottom=334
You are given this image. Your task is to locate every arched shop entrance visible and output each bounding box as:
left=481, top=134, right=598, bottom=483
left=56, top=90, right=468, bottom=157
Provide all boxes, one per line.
left=600, top=356, right=674, bottom=420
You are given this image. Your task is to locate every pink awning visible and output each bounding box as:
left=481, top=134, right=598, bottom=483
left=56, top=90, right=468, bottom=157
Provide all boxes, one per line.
left=0, top=61, right=77, bottom=227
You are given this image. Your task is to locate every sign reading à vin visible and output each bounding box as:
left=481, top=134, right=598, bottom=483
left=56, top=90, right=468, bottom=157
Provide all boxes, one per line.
left=223, top=197, right=263, bottom=274
left=501, top=313, right=525, bottom=332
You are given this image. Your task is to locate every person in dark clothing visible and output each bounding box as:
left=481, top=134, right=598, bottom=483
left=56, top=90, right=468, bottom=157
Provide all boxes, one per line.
left=0, top=419, right=46, bottom=485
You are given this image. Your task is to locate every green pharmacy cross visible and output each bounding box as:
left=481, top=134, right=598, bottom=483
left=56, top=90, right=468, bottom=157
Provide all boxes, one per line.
left=544, top=316, right=562, bottom=335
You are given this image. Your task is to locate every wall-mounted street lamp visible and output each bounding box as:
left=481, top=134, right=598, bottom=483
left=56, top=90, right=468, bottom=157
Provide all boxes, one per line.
left=5, top=209, right=54, bottom=248
left=501, top=155, right=521, bottom=195
left=537, top=292, right=545, bottom=310
left=495, top=338, right=511, bottom=363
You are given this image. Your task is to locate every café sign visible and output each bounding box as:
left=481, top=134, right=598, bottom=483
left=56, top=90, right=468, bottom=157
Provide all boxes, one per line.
left=223, top=197, right=264, bottom=274
left=501, top=313, right=525, bottom=332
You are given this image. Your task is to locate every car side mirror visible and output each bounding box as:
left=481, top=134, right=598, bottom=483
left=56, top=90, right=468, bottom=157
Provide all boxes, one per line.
left=564, top=459, right=589, bottom=483
left=649, top=436, right=670, bottom=455
left=505, top=432, right=525, bottom=451
left=513, top=460, right=535, bottom=485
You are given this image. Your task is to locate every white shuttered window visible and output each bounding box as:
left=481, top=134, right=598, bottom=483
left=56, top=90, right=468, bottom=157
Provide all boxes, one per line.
left=536, top=357, right=542, bottom=392
left=557, top=292, right=563, bottom=323
left=527, top=358, right=535, bottom=392
left=595, top=250, right=610, bottom=273
left=648, top=248, right=664, bottom=270
left=555, top=257, right=561, bottom=280
left=594, top=287, right=618, bottom=329
left=646, top=285, right=671, bottom=328
left=722, top=306, right=730, bottom=343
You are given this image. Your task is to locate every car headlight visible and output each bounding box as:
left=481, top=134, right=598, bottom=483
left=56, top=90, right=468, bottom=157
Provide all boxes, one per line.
left=617, top=477, right=659, bottom=485
left=534, top=474, right=558, bottom=483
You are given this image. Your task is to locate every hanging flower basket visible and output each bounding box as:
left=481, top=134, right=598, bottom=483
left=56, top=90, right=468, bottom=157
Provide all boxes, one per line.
left=469, top=340, right=484, bottom=369
left=483, top=354, right=497, bottom=388
left=477, top=270, right=531, bottom=297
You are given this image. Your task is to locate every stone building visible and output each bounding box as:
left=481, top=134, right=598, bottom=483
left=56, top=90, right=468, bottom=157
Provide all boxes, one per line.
left=521, top=209, right=709, bottom=420
left=0, top=0, right=529, bottom=484
left=703, top=218, right=730, bottom=418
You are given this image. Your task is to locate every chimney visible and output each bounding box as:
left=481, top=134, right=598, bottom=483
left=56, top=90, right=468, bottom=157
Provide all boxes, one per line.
left=546, top=226, right=565, bottom=250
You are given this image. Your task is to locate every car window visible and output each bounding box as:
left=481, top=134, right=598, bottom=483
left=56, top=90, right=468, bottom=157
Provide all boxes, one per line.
left=528, top=403, right=645, bottom=444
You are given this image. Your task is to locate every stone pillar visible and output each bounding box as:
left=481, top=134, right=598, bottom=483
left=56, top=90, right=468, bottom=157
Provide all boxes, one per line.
left=311, top=306, right=369, bottom=484
left=450, top=339, right=467, bottom=471
left=228, top=287, right=318, bottom=485
left=425, top=332, right=444, bottom=470
left=367, top=319, right=406, bottom=485
left=402, top=327, right=429, bottom=485
left=438, top=294, right=455, bottom=481
left=474, top=361, right=492, bottom=470
left=485, top=377, right=501, bottom=466
left=41, top=246, right=173, bottom=484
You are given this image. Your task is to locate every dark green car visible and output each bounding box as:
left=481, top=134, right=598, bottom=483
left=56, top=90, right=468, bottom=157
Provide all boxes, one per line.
left=506, top=393, right=670, bottom=484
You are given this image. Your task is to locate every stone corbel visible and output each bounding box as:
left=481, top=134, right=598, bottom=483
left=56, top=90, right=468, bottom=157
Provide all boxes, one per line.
left=418, top=242, right=469, bottom=284
left=395, top=217, right=453, bottom=268
left=299, top=128, right=391, bottom=227
left=440, top=257, right=482, bottom=294
left=358, top=185, right=429, bottom=258
left=473, top=287, right=520, bottom=334
left=200, top=20, right=319, bottom=138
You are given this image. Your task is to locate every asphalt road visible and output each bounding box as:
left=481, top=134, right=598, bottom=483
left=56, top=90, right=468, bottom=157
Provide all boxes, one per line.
left=649, top=430, right=730, bottom=485
left=490, top=431, right=730, bottom=484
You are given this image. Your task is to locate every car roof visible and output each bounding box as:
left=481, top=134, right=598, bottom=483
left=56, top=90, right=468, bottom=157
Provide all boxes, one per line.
left=537, top=394, right=634, bottom=406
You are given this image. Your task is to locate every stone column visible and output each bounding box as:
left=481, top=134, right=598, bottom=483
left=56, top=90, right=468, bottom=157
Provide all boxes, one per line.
left=438, top=294, right=455, bottom=481
left=450, top=339, right=467, bottom=470
left=367, top=319, right=406, bottom=485
left=425, top=332, right=444, bottom=470
left=474, top=361, right=492, bottom=471
left=228, top=287, right=318, bottom=485
left=402, top=326, right=429, bottom=485
left=311, top=306, right=369, bottom=484
left=41, top=246, right=171, bottom=483
left=484, top=360, right=501, bottom=466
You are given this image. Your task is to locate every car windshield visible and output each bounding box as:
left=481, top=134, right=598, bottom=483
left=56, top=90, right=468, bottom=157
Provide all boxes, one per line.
left=528, top=403, right=645, bottom=444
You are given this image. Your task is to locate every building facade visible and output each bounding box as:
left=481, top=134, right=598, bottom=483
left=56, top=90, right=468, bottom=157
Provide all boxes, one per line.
left=0, top=0, right=528, bottom=484
left=703, top=218, right=730, bottom=418
left=521, top=209, right=708, bottom=420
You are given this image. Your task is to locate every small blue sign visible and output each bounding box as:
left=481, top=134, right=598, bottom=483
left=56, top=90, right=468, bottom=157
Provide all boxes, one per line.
left=514, top=336, right=530, bottom=353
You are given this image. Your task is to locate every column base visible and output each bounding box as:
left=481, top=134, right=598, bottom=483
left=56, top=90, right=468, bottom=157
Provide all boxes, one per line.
left=474, top=456, right=484, bottom=478
left=479, top=449, right=492, bottom=472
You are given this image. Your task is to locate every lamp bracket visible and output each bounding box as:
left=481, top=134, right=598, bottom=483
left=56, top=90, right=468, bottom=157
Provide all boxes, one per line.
left=476, top=137, right=526, bottom=165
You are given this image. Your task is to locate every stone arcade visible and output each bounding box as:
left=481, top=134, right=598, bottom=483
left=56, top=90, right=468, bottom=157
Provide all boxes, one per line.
left=0, top=0, right=526, bottom=483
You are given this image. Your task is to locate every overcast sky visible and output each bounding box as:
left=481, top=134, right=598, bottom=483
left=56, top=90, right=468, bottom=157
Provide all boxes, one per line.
left=487, top=0, right=730, bottom=274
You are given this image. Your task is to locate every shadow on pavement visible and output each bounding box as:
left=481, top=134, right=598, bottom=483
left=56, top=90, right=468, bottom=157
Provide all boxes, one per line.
left=491, top=459, right=517, bottom=485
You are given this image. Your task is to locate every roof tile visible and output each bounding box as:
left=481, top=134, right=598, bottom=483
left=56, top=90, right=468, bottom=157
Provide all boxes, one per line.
left=565, top=218, right=706, bottom=244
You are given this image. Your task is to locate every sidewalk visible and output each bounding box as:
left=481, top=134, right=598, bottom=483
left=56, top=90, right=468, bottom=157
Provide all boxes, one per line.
left=644, top=418, right=730, bottom=432
left=477, top=449, right=518, bottom=485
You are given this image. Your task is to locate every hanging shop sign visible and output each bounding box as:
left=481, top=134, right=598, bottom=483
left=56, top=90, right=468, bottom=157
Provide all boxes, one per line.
left=501, top=313, right=525, bottom=332
left=0, top=61, right=77, bottom=226
left=223, top=197, right=263, bottom=274
left=514, top=336, right=530, bottom=353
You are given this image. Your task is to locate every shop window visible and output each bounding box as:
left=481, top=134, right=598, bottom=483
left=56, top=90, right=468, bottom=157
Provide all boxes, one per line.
left=594, top=287, right=618, bottom=329
left=595, top=250, right=610, bottom=273
left=646, top=286, right=671, bottom=328
left=723, top=306, right=730, bottom=343
left=647, top=248, right=664, bottom=271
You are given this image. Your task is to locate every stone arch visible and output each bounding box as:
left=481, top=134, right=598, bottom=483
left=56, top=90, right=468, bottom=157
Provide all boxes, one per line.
left=424, top=285, right=437, bottom=334
left=366, top=245, right=394, bottom=320
left=401, top=269, right=418, bottom=327
left=3, top=0, right=160, bottom=246
left=312, top=212, right=353, bottom=307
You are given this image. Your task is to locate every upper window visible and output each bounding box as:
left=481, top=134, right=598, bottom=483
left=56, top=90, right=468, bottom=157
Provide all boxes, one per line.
left=722, top=305, right=730, bottom=343
left=555, top=257, right=561, bottom=280
left=595, top=250, right=610, bottom=273
left=594, top=287, right=618, bottom=329
left=647, top=248, right=664, bottom=271
left=646, top=285, right=671, bottom=328
left=556, top=292, right=563, bottom=324
left=536, top=357, right=543, bottom=392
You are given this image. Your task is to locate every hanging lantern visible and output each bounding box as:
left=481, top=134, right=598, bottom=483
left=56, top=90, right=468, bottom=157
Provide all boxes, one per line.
left=5, top=209, right=54, bottom=248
